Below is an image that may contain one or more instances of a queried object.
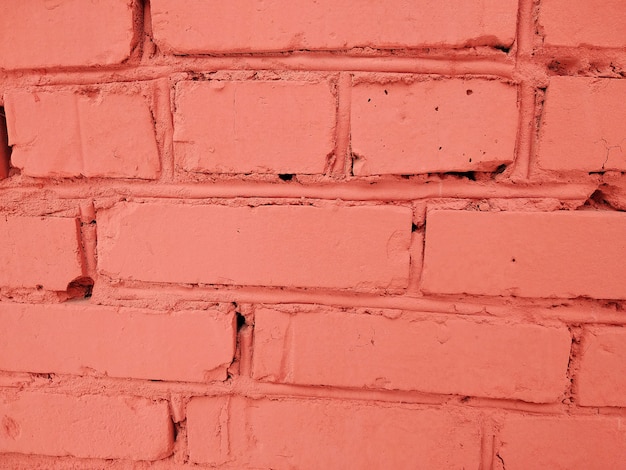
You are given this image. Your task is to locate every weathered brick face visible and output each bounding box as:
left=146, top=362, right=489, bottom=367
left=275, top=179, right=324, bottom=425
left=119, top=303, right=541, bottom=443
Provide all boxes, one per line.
left=0, top=1, right=624, bottom=468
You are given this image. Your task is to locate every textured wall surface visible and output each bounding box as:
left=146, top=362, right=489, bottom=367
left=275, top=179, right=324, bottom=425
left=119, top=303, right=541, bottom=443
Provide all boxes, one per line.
left=1, top=1, right=626, bottom=468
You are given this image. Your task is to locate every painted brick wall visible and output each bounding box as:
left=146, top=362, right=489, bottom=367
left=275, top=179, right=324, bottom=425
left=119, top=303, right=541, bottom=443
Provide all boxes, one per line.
left=0, top=1, right=625, bottom=469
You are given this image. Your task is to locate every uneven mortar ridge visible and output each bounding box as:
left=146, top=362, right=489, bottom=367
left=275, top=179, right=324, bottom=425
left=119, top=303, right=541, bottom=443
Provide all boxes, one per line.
left=1, top=1, right=626, bottom=468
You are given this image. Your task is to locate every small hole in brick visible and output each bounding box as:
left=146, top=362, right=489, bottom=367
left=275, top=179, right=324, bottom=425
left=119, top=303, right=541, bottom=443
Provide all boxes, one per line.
left=32, top=373, right=53, bottom=381
left=367, top=98, right=371, bottom=102
left=511, top=257, right=516, bottom=263
left=580, top=189, right=619, bottom=211
left=439, top=147, right=442, bottom=150
left=494, top=164, right=507, bottom=174
left=435, top=106, right=439, bottom=111
left=66, top=276, right=94, bottom=300
left=469, top=158, right=472, bottom=162
left=236, top=312, right=246, bottom=331
left=466, top=89, right=473, bottom=95
left=36, top=285, right=43, bottom=290
left=411, top=223, right=418, bottom=232
left=0, top=107, right=11, bottom=179
left=384, top=89, right=388, bottom=95
left=278, top=173, right=294, bottom=181
left=445, top=171, right=476, bottom=181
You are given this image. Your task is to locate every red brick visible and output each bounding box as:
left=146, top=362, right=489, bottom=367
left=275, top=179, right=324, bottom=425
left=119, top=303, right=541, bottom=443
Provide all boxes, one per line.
left=0, top=392, right=173, bottom=460
left=576, top=326, right=626, bottom=407
left=187, top=396, right=480, bottom=468
left=151, top=0, right=517, bottom=53
left=0, top=216, right=83, bottom=291
left=0, top=303, right=235, bottom=383
left=537, top=77, right=626, bottom=172
left=98, top=203, right=411, bottom=290
left=5, top=86, right=160, bottom=179
left=174, top=81, right=335, bottom=174
left=540, top=0, right=626, bottom=48
left=497, top=417, right=626, bottom=470
left=0, top=0, right=135, bottom=69
left=422, top=210, right=626, bottom=299
left=253, top=308, right=570, bottom=402
left=351, top=79, right=518, bottom=175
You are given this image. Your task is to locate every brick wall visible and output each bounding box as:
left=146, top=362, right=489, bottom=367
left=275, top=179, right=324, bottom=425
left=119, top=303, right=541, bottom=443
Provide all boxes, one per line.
left=1, top=1, right=625, bottom=468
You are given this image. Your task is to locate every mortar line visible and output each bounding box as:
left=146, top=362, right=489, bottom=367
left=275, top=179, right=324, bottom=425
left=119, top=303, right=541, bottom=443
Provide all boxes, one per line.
left=480, top=418, right=496, bottom=470
left=0, top=55, right=516, bottom=88
left=515, top=0, right=537, bottom=59
left=510, top=82, right=536, bottom=180
left=332, top=72, right=352, bottom=176
left=154, top=78, right=175, bottom=181
left=510, top=0, right=539, bottom=180
left=406, top=202, right=426, bottom=294
left=78, top=201, right=98, bottom=281
left=93, top=283, right=626, bottom=325
left=129, top=0, right=147, bottom=63
left=4, top=48, right=626, bottom=90
left=12, top=180, right=594, bottom=201
left=7, top=371, right=626, bottom=417
left=526, top=86, right=547, bottom=180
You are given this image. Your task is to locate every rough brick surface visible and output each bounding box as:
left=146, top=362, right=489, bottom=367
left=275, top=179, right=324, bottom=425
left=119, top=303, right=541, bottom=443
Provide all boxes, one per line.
left=174, top=80, right=336, bottom=174
left=422, top=210, right=626, bottom=299
left=537, top=77, right=626, bottom=172
left=253, top=309, right=571, bottom=402
left=351, top=79, right=518, bottom=175
left=576, top=327, right=626, bottom=407
left=0, top=0, right=135, bottom=69
left=151, top=0, right=517, bottom=53
left=98, top=203, right=411, bottom=290
left=187, top=396, right=481, bottom=468
left=0, top=303, right=235, bottom=383
left=0, top=392, right=173, bottom=460
left=5, top=87, right=160, bottom=179
left=497, top=417, right=626, bottom=470
left=540, top=0, right=626, bottom=48
left=0, top=216, right=83, bottom=291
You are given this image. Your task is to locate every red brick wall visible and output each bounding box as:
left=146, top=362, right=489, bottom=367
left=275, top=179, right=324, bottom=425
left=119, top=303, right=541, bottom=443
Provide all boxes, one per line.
left=1, top=1, right=626, bottom=468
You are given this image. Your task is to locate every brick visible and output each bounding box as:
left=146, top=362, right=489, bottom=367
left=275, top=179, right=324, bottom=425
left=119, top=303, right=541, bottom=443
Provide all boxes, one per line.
left=540, top=0, right=626, bottom=48
left=0, top=216, right=83, bottom=291
left=0, top=0, right=135, bottom=69
left=5, top=86, right=160, bottom=179
left=187, top=396, right=480, bottom=468
left=174, top=81, right=335, bottom=174
left=98, top=203, right=411, bottom=290
left=576, top=327, right=626, bottom=407
left=351, top=80, right=518, bottom=175
left=253, top=309, right=571, bottom=402
left=497, top=417, right=626, bottom=470
left=537, top=77, right=626, bottom=172
left=0, top=392, right=173, bottom=460
left=0, top=303, right=235, bottom=383
left=151, top=0, right=517, bottom=53
left=422, top=210, right=626, bottom=299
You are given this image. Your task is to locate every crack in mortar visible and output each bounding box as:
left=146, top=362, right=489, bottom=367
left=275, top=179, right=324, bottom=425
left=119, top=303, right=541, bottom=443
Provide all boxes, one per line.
left=496, top=452, right=506, bottom=470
